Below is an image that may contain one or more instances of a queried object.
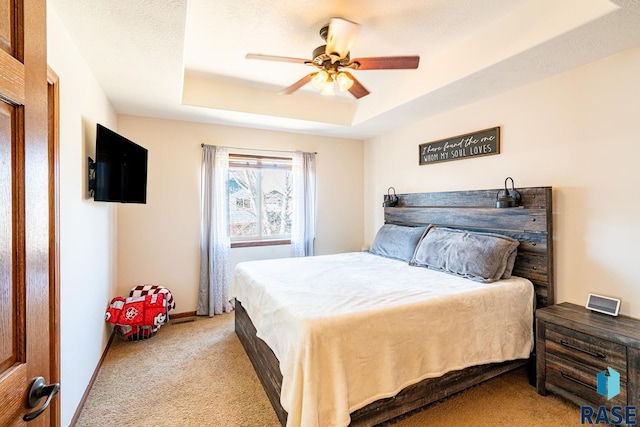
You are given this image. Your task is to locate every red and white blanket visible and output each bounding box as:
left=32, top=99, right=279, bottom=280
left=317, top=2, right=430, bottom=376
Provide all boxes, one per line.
left=105, top=293, right=167, bottom=327
left=129, top=284, right=175, bottom=312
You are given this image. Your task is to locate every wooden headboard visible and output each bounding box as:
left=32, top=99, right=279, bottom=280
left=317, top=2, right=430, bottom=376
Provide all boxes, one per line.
left=384, top=186, right=554, bottom=308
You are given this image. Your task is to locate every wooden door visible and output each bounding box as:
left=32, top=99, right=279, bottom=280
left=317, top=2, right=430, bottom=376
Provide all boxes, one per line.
left=0, top=1, right=55, bottom=425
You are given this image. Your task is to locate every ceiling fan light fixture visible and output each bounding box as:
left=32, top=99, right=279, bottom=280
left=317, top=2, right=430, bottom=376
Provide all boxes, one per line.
left=246, top=18, right=419, bottom=99
left=311, top=70, right=329, bottom=90
left=336, top=72, right=354, bottom=91
left=320, top=77, right=335, bottom=96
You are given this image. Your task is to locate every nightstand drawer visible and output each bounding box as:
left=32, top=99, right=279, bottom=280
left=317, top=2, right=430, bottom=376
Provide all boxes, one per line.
left=546, top=353, right=627, bottom=408
left=546, top=323, right=626, bottom=372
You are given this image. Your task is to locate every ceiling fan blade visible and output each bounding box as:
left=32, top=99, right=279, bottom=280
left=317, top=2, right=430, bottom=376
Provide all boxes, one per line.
left=246, top=53, right=310, bottom=65
left=325, top=18, right=360, bottom=61
left=343, top=72, right=370, bottom=99
left=350, top=56, right=420, bottom=70
left=279, top=74, right=314, bottom=95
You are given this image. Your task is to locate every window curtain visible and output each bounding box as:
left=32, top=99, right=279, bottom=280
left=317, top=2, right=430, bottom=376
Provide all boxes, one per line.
left=197, top=145, right=233, bottom=316
left=291, top=151, right=317, bottom=257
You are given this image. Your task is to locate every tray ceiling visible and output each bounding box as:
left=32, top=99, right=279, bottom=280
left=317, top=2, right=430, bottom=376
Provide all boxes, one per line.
left=50, top=0, right=640, bottom=139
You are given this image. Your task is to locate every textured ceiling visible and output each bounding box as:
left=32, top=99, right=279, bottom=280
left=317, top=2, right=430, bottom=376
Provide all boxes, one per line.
left=50, top=0, right=640, bottom=139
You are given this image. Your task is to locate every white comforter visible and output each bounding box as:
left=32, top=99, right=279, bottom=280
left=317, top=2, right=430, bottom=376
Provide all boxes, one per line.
left=231, top=252, right=534, bottom=427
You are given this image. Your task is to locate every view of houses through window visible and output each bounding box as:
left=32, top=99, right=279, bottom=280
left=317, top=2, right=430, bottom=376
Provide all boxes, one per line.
left=228, top=154, right=293, bottom=242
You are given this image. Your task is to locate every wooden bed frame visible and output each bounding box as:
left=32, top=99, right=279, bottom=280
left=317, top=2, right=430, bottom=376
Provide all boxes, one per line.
left=235, top=186, right=554, bottom=426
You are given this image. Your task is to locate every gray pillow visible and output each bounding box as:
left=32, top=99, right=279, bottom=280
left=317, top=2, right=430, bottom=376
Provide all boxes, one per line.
left=369, top=224, right=429, bottom=262
left=409, top=226, right=519, bottom=283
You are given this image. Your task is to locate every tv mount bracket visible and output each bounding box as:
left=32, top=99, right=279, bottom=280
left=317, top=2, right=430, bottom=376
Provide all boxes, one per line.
left=88, top=157, right=96, bottom=197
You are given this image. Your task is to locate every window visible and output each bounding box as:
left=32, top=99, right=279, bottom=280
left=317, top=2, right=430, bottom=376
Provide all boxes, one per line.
left=228, top=154, right=293, bottom=247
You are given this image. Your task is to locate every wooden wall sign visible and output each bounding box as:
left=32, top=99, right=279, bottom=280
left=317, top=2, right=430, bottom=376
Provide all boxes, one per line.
left=419, top=127, right=500, bottom=165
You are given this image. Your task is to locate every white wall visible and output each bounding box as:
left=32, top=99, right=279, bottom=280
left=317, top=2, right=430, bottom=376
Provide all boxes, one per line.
left=47, top=4, right=119, bottom=426
left=116, top=116, right=364, bottom=311
left=364, top=47, right=640, bottom=317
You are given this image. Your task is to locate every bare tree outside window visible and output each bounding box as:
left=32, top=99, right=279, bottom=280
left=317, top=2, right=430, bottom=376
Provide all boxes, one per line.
left=262, top=169, right=292, bottom=236
left=228, top=155, right=292, bottom=241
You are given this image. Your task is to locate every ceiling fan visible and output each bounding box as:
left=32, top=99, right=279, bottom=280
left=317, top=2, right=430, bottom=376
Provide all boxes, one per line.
left=246, top=18, right=420, bottom=99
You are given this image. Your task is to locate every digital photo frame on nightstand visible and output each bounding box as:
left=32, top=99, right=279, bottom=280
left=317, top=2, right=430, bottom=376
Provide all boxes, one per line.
left=586, top=293, right=621, bottom=316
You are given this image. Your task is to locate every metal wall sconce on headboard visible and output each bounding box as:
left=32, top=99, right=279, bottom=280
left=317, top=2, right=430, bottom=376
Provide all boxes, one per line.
left=383, top=187, right=398, bottom=207
left=496, top=177, right=521, bottom=208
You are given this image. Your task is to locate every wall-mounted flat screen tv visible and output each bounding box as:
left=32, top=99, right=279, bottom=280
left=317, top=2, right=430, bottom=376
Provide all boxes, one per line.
left=92, top=124, right=148, bottom=204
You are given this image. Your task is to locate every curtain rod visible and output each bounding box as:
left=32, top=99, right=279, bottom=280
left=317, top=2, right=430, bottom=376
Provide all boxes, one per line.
left=200, top=143, right=317, bottom=155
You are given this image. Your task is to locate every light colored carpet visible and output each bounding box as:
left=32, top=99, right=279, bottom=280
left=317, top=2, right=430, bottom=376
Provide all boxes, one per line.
left=76, top=313, right=580, bottom=426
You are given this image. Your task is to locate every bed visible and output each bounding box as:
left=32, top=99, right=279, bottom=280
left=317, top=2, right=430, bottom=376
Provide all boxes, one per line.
left=232, top=186, right=554, bottom=427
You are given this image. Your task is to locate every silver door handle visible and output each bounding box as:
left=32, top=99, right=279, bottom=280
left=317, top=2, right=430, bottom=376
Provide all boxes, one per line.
left=23, top=376, right=60, bottom=422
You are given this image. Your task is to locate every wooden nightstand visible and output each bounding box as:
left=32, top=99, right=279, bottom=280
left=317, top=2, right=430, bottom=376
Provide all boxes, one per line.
left=536, top=302, right=640, bottom=409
